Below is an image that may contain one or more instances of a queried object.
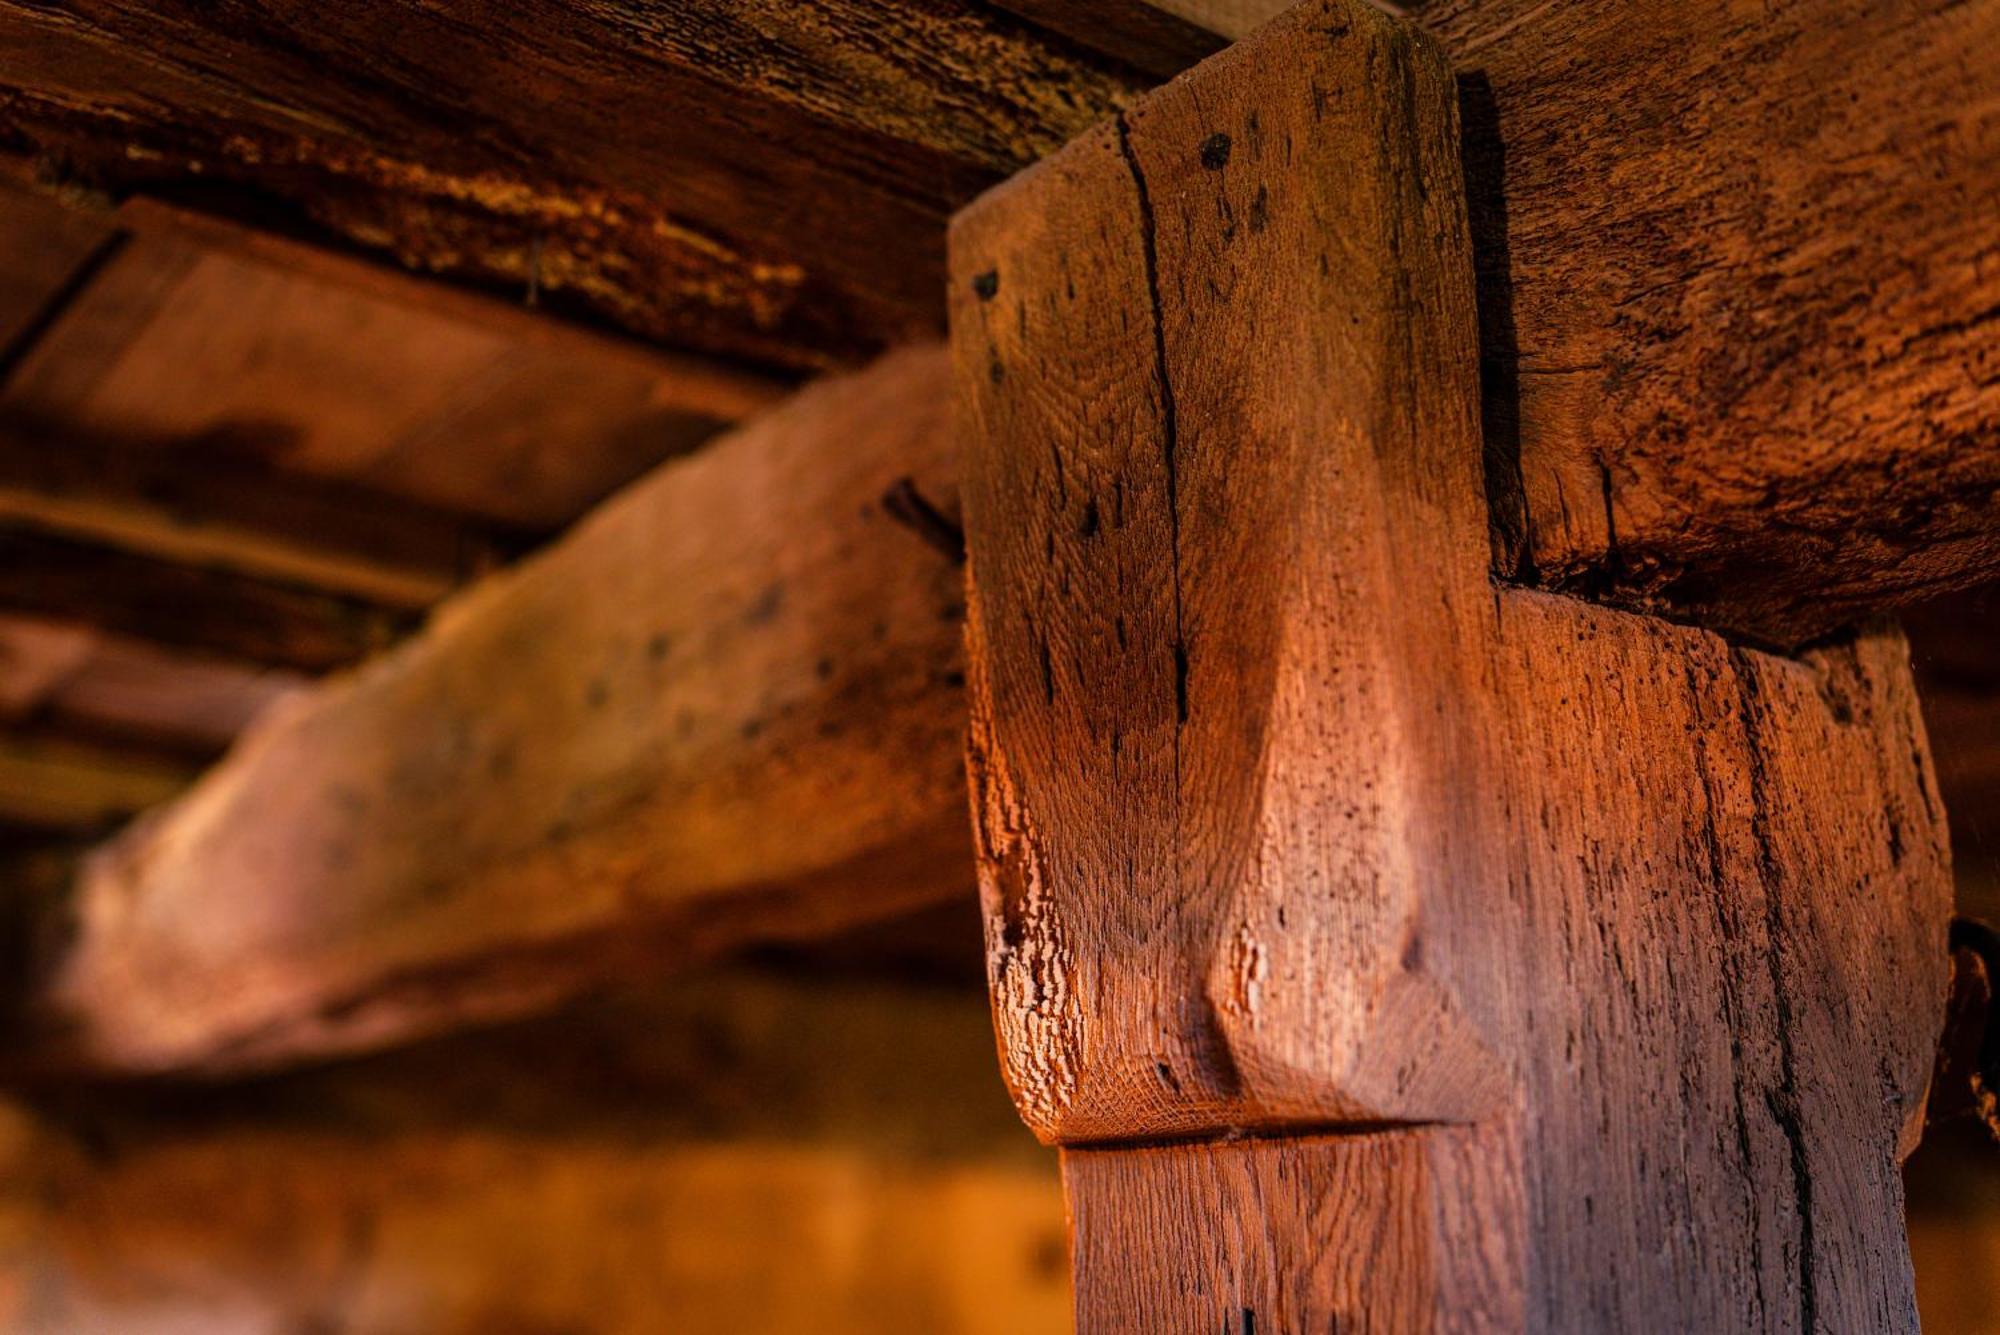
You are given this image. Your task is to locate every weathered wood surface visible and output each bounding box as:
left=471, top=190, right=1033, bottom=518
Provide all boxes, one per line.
left=984, top=0, right=1231, bottom=78
left=0, top=187, right=781, bottom=532
left=0, top=0, right=1141, bottom=368
left=950, top=4, right=1952, bottom=1325
left=0, top=968, right=1068, bottom=1335
left=5, top=0, right=1989, bottom=638
left=1065, top=1128, right=1521, bottom=1330
left=1430, top=0, right=2000, bottom=642
left=18, top=347, right=972, bottom=1074
left=1002, top=0, right=2000, bottom=642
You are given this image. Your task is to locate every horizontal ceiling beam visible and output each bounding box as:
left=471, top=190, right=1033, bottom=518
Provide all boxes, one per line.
left=17, top=347, right=973, bottom=1075
left=3, top=0, right=1990, bottom=638
left=0, top=0, right=1142, bottom=369
left=0, top=180, right=795, bottom=671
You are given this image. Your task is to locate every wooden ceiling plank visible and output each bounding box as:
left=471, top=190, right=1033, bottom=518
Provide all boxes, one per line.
left=5, top=0, right=1989, bottom=638
left=1, top=188, right=786, bottom=530
left=0, top=0, right=1143, bottom=368
left=0, top=411, right=513, bottom=608
left=0, top=527, right=418, bottom=673
left=114, top=199, right=788, bottom=420
left=0, top=181, right=123, bottom=362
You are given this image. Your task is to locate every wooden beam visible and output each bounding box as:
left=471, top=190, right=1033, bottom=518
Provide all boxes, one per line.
left=0, top=184, right=787, bottom=532
left=1018, top=0, right=2000, bottom=643
left=0, top=178, right=119, bottom=362
left=0, top=527, right=418, bottom=672
left=950, top=3, right=1949, bottom=1324
left=0, top=179, right=799, bottom=677
left=983, top=1, right=1230, bottom=79
left=0, top=731, right=195, bottom=832
left=0, top=613, right=303, bottom=753
left=4, top=2, right=1986, bottom=638
left=16, top=346, right=972, bottom=1075
left=0, top=409, right=514, bottom=608
left=1431, top=0, right=2000, bottom=642
left=0, top=0, right=1142, bottom=369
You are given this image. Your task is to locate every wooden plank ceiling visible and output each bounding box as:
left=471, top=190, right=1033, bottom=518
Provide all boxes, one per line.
left=0, top=174, right=783, bottom=836
left=0, top=0, right=1994, bottom=1068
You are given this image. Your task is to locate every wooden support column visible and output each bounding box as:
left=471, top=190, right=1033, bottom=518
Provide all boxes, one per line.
left=948, top=2, right=1953, bottom=1329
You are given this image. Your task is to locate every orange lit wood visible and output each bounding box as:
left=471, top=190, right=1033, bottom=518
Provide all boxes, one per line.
left=0, top=969, right=1068, bottom=1335
left=950, top=4, right=1951, bottom=1325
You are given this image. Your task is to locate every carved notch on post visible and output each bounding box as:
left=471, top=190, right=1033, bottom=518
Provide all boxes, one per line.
left=949, top=1, right=1950, bottom=1328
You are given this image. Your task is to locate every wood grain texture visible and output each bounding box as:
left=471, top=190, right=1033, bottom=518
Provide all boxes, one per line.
left=0, top=0, right=1142, bottom=369
left=1431, top=0, right=2000, bottom=641
left=953, top=0, right=1504, bottom=1142
left=950, top=4, right=1953, bottom=1325
left=19, top=347, right=973, bottom=1074
left=1064, top=1127, right=1521, bottom=1332
left=1009, top=0, right=2000, bottom=642
left=6, top=0, right=1993, bottom=637
left=985, top=0, right=1229, bottom=79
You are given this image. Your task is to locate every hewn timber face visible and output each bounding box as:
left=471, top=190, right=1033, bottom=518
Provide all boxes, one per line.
left=21, top=347, right=972, bottom=1074
left=950, top=3, right=1953, bottom=1326
left=0, top=0, right=1141, bottom=368
left=2, top=0, right=1992, bottom=640
left=1425, top=0, right=2000, bottom=641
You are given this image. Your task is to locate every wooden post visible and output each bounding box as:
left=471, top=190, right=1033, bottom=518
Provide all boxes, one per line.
left=948, top=2, right=1952, bottom=1328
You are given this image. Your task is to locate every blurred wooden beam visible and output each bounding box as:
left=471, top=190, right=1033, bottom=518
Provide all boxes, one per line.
left=0, top=732, right=194, bottom=832
left=0, top=527, right=418, bottom=673
left=0, top=184, right=788, bottom=531
left=0, top=180, right=795, bottom=675
left=0, top=613, right=302, bottom=753
left=17, top=346, right=971, bottom=1075
left=0, top=968, right=1068, bottom=1335
left=0, top=410, right=513, bottom=608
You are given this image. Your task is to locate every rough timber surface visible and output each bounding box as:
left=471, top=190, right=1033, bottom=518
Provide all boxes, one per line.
left=950, top=2, right=1953, bottom=1326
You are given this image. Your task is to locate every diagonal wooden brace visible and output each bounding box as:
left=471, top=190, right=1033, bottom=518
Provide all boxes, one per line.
left=948, top=1, right=1951, bottom=1328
